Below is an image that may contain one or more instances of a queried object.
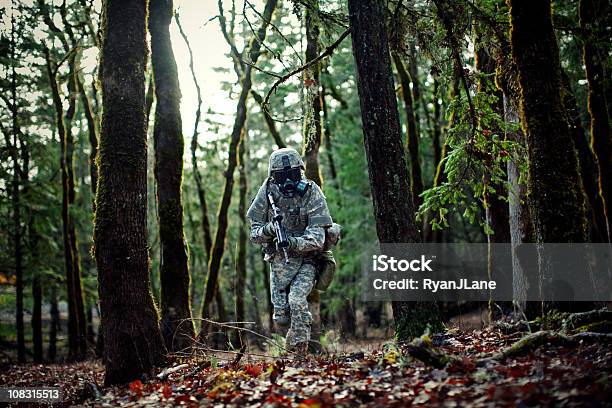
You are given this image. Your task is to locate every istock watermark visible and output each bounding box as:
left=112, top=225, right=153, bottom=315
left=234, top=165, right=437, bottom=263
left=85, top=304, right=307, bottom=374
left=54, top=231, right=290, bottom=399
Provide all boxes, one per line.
left=362, top=243, right=612, bottom=302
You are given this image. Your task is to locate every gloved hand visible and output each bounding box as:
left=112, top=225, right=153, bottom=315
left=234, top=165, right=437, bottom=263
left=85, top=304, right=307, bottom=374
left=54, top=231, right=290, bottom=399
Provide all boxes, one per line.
left=262, top=222, right=275, bottom=237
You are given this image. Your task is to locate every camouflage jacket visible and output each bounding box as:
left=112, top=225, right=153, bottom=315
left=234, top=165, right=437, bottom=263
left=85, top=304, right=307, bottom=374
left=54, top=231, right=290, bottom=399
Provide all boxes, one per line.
left=246, top=178, right=333, bottom=262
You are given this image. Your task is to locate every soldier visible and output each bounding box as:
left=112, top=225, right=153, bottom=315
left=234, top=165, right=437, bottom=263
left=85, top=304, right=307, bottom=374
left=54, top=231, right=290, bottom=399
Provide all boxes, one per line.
left=246, top=147, right=339, bottom=354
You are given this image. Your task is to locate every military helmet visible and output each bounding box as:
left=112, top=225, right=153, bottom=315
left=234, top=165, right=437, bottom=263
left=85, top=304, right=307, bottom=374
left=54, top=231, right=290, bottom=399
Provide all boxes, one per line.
left=268, top=147, right=305, bottom=176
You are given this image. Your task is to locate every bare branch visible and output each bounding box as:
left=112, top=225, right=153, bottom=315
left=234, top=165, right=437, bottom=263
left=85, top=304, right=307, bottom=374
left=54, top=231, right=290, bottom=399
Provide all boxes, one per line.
left=262, top=28, right=350, bottom=112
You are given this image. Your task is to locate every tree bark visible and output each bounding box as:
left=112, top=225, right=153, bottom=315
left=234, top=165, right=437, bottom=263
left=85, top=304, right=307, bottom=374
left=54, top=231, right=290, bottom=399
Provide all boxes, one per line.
left=201, top=0, right=278, bottom=321
left=44, top=46, right=87, bottom=360
left=508, top=0, right=589, bottom=244
left=235, top=132, right=248, bottom=348
left=393, top=53, right=423, bottom=210
left=175, top=13, right=214, bottom=257
left=251, top=91, right=287, bottom=149
left=9, top=15, right=25, bottom=360
left=494, top=30, right=537, bottom=316
left=561, top=71, right=608, bottom=243
left=95, top=0, right=166, bottom=385
left=47, top=286, right=59, bottom=362
left=302, top=0, right=324, bottom=188
left=321, top=85, right=339, bottom=186
left=580, top=0, right=612, bottom=242
left=302, top=0, right=325, bottom=353
left=348, top=0, right=441, bottom=340
left=149, top=0, right=194, bottom=352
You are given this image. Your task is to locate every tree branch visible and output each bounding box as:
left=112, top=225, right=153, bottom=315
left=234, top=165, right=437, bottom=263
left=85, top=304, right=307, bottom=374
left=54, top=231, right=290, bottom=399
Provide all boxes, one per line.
left=262, top=28, right=351, bottom=112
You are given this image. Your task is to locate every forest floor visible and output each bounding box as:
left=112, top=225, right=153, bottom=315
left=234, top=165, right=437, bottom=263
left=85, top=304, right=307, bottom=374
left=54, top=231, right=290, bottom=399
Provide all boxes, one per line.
left=1, top=325, right=611, bottom=407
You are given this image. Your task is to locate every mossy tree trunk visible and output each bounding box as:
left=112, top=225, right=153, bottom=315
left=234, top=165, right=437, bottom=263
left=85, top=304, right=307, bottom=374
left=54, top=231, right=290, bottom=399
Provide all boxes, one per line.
left=561, top=71, right=608, bottom=243
left=580, top=0, right=612, bottom=242
left=95, top=0, right=166, bottom=385
left=302, top=0, right=325, bottom=353
left=201, top=0, right=278, bottom=322
left=508, top=0, right=590, bottom=310
left=348, top=0, right=442, bottom=340
left=302, top=0, right=324, bottom=188
left=508, top=0, right=588, bottom=243
left=393, top=53, right=423, bottom=210
left=149, top=0, right=194, bottom=352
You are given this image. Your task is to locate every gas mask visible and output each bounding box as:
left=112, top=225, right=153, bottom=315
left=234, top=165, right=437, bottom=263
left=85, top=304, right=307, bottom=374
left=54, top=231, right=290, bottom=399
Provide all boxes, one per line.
left=272, top=155, right=309, bottom=197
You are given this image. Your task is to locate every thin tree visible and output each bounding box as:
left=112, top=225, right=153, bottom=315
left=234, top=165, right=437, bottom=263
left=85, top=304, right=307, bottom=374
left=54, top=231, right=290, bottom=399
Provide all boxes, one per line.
left=94, top=0, right=166, bottom=385
left=43, top=46, right=88, bottom=360
left=580, top=0, right=611, bottom=242
left=200, top=0, right=278, bottom=321
left=392, top=54, right=423, bottom=209
left=7, top=8, right=24, bottom=361
left=235, top=131, right=248, bottom=348
left=149, top=0, right=194, bottom=352
left=302, top=0, right=325, bottom=353
left=348, top=0, right=442, bottom=339
left=39, top=0, right=89, bottom=359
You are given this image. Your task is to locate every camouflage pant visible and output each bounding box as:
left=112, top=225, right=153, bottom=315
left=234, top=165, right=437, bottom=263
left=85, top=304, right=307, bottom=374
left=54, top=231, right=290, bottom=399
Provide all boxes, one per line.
left=270, top=260, right=316, bottom=346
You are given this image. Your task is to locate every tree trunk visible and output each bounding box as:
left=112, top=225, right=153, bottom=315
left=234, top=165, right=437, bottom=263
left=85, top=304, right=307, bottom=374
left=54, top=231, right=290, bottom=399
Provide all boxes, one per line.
left=475, top=36, right=510, bottom=244
left=508, top=0, right=589, bottom=244
left=423, top=77, right=459, bottom=243
left=494, top=32, right=537, bottom=317
left=235, top=130, right=248, bottom=348
left=95, top=0, right=166, bottom=385
left=175, top=13, right=214, bottom=257
left=65, top=57, right=88, bottom=359
left=508, top=0, right=590, bottom=310
left=10, top=18, right=25, bottom=361
left=77, top=73, right=98, bottom=213
left=561, top=71, right=608, bottom=243
left=201, top=0, right=278, bottom=322
left=475, top=34, right=511, bottom=318
left=302, top=0, right=325, bottom=353
left=348, top=0, right=441, bottom=340
left=32, top=277, right=43, bottom=362
left=580, top=0, right=612, bottom=242
left=321, top=85, right=339, bottom=187
left=149, top=0, right=194, bottom=353
left=252, top=91, right=287, bottom=149
left=44, top=47, right=87, bottom=360
left=302, top=0, right=324, bottom=188
left=393, top=53, right=423, bottom=210
left=431, top=77, right=442, bottom=180
left=48, top=286, right=59, bottom=362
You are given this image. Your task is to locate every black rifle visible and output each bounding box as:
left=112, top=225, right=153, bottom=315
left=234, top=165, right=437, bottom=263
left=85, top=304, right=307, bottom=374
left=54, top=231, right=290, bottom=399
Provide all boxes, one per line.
left=267, top=192, right=290, bottom=263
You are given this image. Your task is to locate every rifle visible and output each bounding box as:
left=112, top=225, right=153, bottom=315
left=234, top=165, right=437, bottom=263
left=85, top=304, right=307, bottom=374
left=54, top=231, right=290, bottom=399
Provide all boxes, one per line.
left=267, top=192, right=290, bottom=263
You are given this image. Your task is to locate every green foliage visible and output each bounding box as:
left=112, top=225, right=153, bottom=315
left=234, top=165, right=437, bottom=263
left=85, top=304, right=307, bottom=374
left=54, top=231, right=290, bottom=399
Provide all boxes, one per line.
left=418, top=83, right=525, bottom=235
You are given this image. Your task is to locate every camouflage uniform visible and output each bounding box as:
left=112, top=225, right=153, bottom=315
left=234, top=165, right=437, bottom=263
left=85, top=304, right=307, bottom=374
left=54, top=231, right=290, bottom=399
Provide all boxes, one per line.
left=246, top=148, right=333, bottom=348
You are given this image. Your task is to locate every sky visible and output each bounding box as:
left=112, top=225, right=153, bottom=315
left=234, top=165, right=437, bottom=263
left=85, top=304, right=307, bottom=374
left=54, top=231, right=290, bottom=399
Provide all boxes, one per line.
left=2, top=0, right=301, bottom=147
left=170, top=0, right=242, bottom=140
